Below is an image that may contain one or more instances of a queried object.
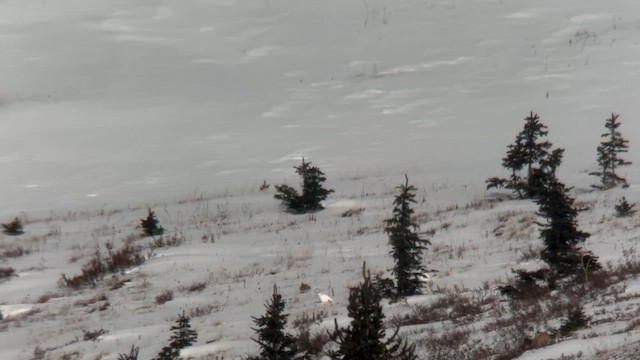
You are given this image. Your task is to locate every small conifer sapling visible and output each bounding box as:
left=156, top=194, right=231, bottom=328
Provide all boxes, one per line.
left=2, top=217, right=24, bottom=235
left=615, top=197, right=636, bottom=217
left=155, top=311, right=197, bottom=360
left=141, top=209, right=164, bottom=237
left=559, top=306, right=590, bottom=336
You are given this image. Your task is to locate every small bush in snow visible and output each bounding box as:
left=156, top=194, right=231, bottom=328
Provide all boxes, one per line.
left=83, top=328, right=109, bottom=341
left=61, top=242, right=145, bottom=289
left=299, top=282, right=311, bottom=293
left=0, top=267, right=15, bottom=280
left=156, top=289, right=174, bottom=305
left=180, top=281, right=206, bottom=293
left=149, top=234, right=186, bottom=249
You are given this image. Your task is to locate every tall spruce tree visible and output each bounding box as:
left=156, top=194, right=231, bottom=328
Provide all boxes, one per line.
left=384, top=175, right=430, bottom=297
left=249, top=285, right=301, bottom=360
left=487, top=112, right=564, bottom=198
left=535, top=176, right=599, bottom=278
left=329, top=263, right=417, bottom=360
left=155, top=311, right=197, bottom=360
left=274, top=159, right=333, bottom=213
left=590, top=113, right=631, bottom=189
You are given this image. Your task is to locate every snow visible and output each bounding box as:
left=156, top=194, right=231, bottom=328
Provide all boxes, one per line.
left=0, top=0, right=640, bottom=359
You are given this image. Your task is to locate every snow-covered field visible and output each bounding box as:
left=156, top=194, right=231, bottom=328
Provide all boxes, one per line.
left=1, top=0, right=640, bottom=358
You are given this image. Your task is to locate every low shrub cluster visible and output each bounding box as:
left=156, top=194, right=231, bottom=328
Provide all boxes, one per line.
left=61, top=242, right=145, bottom=289
left=0, top=267, right=15, bottom=280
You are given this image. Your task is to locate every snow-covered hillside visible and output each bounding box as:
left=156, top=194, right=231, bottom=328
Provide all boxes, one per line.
left=1, top=0, right=640, bottom=359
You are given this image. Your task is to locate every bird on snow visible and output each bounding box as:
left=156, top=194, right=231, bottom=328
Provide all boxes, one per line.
left=318, top=292, right=334, bottom=304
left=418, top=272, right=435, bottom=284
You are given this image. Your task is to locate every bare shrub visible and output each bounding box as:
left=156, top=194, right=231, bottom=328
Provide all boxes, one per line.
left=61, top=242, right=145, bottom=289
left=0, top=267, right=15, bottom=280
left=296, top=329, right=330, bottom=357
left=75, top=293, right=108, bottom=307
left=148, top=234, right=187, bottom=249
left=291, top=309, right=329, bottom=330
left=108, top=277, right=132, bottom=290
left=299, top=283, right=311, bottom=293
left=188, top=304, right=222, bottom=318
left=36, top=292, right=62, bottom=304
left=180, top=281, right=206, bottom=293
left=341, top=208, right=365, bottom=218
left=394, top=292, right=490, bottom=326
left=59, top=351, right=81, bottom=360
left=83, top=328, right=109, bottom=341
left=155, top=289, right=174, bottom=305
left=0, top=244, right=26, bottom=258
left=105, top=241, right=145, bottom=273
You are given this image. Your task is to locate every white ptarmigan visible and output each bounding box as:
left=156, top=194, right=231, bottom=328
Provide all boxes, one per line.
left=418, top=273, right=432, bottom=284
left=318, top=292, right=334, bottom=304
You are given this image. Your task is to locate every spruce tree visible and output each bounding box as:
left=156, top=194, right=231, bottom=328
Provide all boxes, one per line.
left=329, top=263, right=417, bottom=360
left=298, top=159, right=333, bottom=211
left=2, top=217, right=24, bottom=235
left=384, top=175, right=430, bottom=297
left=535, top=177, right=599, bottom=277
left=249, top=285, right=301, bottom=360
left=615, top=197, right=637, bottom=217
left=487, top=112, right=564, bottom=198
left=590, top=113, right=631, bottom=189
left=141, top=209, right=164, bottom=237
left=155, top=311, right=197, bottom=360
left=274, top=159, right=333, bottom=213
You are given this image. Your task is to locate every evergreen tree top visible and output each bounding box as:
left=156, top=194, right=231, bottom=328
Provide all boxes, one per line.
left=385, top=175, right=419, bottom=230
left=168, top=311, right=197, bottom=349
left=250, top=285, right=299, bottom=360
left=590, top=113, right=631, bottom=189
left=519, top=112, right=552, bottom=162
left=330, top=263, right=418, bottom=360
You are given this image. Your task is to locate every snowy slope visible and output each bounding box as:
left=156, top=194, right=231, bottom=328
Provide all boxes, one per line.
left=1, top=0, right=640, bottom=359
